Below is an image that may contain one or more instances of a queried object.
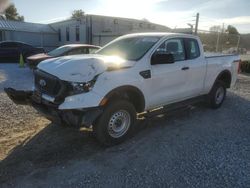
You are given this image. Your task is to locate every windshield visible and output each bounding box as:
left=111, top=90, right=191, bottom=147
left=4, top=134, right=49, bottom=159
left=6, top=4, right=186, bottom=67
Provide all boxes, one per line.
left=48, top=46, right=72, bottom=56
left=97, top=36, right=161, bottom=61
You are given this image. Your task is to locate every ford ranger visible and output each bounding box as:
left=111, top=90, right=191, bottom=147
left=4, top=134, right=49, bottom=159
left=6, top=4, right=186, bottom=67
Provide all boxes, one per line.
left=5, top=33, right=240, bottom=146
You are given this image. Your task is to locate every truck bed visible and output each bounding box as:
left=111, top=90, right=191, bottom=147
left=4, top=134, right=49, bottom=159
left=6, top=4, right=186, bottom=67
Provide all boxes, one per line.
left=204, top=52, right=238, bottom=58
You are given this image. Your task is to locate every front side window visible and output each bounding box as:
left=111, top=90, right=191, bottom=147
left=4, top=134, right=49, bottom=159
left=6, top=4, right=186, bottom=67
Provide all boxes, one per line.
left=48, top=46, right=72, bottom=56
left=156, top=38, right=185, bottom=61
left=0, top=42, right=18, bottom=48
left=185, top=39, right=200, bottom=59
left=67, top=48, right=83, bottom=55
left=97, top=36, right=160, bottom=61
left=21, top=43, right=33, bottom=49
left=80, top=48, right=88, bottom=54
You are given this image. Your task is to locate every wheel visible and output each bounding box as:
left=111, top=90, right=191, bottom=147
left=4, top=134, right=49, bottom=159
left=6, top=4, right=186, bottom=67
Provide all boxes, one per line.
left=93, top=100, right=136, bottom=146
left=208, top=81, right=226, bottom=109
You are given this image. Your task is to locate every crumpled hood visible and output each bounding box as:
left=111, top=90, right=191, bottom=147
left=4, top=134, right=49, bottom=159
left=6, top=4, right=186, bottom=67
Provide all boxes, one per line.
left=37, top=54, right=135, bottom=82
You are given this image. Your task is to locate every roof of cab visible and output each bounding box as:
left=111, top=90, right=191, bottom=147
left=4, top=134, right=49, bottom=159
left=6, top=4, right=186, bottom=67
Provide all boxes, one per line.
left=121, top=32, right=199, bottom=39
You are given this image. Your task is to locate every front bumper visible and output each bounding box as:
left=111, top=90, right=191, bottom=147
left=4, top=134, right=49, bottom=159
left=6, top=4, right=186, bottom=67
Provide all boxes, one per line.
left=4, top=88, right=103, bottom=127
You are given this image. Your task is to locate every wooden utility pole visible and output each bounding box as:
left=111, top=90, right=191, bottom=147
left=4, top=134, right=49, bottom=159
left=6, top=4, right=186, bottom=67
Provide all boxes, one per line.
left=216, top=31, right=220, bottom=52
left=216, top=23, right=224, bottom=52
left=236, top=35, right=241, bottom=53
left=194, top=13, right=199, bottom=35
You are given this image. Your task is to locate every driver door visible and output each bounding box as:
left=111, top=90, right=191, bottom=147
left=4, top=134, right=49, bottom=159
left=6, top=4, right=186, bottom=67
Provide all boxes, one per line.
left=147, top=38, right=189, bottom=109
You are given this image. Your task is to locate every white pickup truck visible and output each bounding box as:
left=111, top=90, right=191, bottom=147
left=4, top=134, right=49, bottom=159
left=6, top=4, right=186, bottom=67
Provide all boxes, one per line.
left=5, top=33, right=240, bottom=145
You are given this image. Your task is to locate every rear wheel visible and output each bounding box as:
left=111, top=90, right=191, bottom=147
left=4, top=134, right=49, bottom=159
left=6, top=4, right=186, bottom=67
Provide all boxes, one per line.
left=93, top=100, right=136, bottom=146
left=208, top=81, right=226, bottom=109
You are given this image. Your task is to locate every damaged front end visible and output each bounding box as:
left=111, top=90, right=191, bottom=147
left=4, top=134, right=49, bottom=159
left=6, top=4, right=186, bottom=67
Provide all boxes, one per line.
left=4, top=55, right=124, bottom=128
left=4, top=87, right=103, bottom=128
left=4, top=88, right=33, bottom=105
left=5, top=87, right=64, bottom=124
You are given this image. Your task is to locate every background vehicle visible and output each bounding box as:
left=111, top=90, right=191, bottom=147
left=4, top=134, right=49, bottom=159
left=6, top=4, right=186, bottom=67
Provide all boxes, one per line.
left=5, top=33, right=240, bottom=146
left=0, top=41, right=44, bottom=63
left=27, top=44, right=101, bottom=69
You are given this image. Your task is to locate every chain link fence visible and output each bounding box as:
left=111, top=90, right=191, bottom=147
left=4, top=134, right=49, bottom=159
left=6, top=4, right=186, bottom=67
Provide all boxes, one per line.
left=197, top=29, right=250, bottom=69
left=197, top=30, right=244, bottom=54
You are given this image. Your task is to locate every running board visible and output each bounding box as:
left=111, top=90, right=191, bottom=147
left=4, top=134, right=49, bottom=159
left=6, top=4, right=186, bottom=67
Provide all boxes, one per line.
left=139, top=95, right=206, bottom=119
left=4, top=88, right=33, bottom=105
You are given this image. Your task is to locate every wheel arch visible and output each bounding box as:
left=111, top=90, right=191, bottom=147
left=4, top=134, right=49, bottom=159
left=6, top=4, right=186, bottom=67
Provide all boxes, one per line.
left=103, top=85, right=146, bottom=113
left=214, top=70, right=232, bottom=88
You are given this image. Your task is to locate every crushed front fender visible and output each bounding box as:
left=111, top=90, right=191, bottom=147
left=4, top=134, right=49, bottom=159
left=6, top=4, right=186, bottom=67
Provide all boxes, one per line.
left=4, top=87, right=103, bottom=128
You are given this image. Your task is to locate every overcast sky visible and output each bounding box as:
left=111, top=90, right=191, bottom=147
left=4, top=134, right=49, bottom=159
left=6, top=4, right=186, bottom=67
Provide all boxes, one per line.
left=12, top=0, right=250, bottom=33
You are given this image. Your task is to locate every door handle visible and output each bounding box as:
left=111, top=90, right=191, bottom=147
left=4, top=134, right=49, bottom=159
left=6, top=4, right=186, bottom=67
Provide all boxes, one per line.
left=181, top=66, right=189, bottom=71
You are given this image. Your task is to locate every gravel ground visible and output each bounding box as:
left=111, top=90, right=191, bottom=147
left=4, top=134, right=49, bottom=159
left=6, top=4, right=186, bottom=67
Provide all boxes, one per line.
left=0, top=64, right=250, bottom=187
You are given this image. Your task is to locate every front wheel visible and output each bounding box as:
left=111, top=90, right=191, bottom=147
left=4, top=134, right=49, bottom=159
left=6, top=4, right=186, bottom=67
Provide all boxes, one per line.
left=208, top=81, right=226, bottom=109
left=93, top=100, right=136, bottom=146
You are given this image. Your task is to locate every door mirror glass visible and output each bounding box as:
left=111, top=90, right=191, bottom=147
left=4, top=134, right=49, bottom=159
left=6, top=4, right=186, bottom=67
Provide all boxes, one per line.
left=151, top=52, right=175, bottom=65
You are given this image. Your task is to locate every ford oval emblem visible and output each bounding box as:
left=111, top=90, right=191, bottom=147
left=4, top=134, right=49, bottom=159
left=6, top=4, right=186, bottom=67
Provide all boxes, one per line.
left=39, top=79, right=46, bottom=87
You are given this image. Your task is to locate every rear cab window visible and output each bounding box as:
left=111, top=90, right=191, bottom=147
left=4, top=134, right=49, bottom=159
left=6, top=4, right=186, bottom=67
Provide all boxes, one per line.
left=184, top=38, right=200, bottom=59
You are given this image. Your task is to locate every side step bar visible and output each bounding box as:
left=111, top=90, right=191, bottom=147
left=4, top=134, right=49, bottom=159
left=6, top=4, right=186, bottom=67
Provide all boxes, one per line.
left=139, top=95, right=206, bottom=119
left=4, top=88, right=33, bottom=105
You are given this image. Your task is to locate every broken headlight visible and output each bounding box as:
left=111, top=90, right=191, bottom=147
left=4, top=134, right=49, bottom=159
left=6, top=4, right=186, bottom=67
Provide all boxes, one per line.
left=70, top=76, right=98, bottom=94
left=70, top=81, right=94, bottom=94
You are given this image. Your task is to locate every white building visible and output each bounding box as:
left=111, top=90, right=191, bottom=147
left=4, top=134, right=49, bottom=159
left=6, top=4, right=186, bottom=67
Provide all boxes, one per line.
left=0, top=14, right=171, bottom=51
left=51, top=14, right=171, bottom=47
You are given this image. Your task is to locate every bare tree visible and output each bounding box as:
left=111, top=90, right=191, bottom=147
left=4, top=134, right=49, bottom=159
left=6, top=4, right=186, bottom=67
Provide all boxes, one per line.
left=209, top=25, right=222, bottom=33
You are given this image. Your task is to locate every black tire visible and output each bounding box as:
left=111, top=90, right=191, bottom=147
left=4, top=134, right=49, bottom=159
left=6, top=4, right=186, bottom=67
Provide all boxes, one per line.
left=208, top=81, right=226, bottom=109
left=93, top=100, right=136, bottom=146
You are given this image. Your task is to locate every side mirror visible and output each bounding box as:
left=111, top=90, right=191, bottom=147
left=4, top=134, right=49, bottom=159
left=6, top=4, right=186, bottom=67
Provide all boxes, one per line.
left=151, top=52, right=175, bottom=65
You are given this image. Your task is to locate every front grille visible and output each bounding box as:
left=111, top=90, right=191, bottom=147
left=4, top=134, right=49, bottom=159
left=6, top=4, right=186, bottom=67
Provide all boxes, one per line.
left=34, top=70, right=62, bottom=97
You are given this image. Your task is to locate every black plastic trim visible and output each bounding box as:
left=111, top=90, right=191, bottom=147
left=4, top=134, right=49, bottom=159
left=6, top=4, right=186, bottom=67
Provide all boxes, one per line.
left=140, top=70, right=151, bottom=79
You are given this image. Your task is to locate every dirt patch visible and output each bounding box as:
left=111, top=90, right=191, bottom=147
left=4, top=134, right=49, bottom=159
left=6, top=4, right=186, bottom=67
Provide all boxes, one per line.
left=0, top=93, right=49, bottom=160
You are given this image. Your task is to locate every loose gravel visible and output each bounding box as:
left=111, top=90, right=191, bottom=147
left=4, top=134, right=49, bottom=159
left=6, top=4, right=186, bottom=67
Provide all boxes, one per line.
left=0, top=64, right=250, bottom=187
